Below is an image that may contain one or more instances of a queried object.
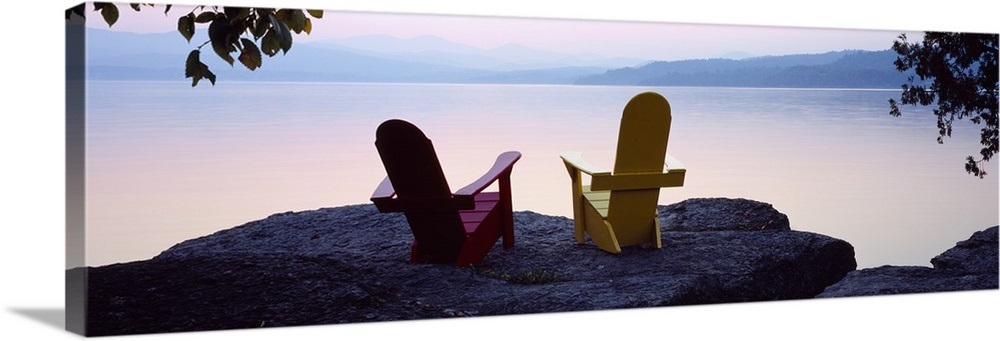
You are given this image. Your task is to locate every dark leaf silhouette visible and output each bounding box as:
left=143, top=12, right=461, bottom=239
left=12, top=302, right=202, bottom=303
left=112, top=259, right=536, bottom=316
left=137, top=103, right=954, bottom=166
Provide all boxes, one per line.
left=238, top=38, right=263, bottom=71
left=184, top=50, right=216, bottom=87
left=93, top=2, right=119, bottom=27
left=177, top=13, right=194, bottom=42
left=890, top=32, right=998, bottom=178
left=268, top=13, right=293, bottom=54
left=208, top=15, right=236, bottom=65
left=70, top=3, right=322, bottom=87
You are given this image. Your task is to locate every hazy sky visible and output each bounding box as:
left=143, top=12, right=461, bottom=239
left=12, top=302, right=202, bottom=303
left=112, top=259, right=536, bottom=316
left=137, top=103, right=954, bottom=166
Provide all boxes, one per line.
left=85, top=2, right=920, bottom=61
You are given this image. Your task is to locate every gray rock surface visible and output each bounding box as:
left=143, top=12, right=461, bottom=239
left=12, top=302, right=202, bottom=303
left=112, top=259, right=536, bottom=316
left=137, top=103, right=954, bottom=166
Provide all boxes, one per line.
left=658, top=197, right=790, bottom=231
left=82, top=199, right=857, bottom=336
left=931, top=226, right=999, bottom=273
left=817, top=226, right=998, bottom=298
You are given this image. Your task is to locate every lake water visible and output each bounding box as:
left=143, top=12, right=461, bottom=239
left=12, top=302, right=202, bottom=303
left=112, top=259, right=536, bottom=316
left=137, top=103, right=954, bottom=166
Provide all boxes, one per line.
left=81, top=81, right=998, bottom=268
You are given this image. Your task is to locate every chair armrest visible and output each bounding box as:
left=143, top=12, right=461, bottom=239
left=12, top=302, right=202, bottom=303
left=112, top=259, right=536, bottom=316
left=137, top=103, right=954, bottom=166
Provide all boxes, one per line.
left=371, top=176, right=476, bottom=212
left=590, top=171, right=685, bottom=191
left=559, top=151, right=611, bottom=176
left=589, top=153, right=687, bottom=191
left=370, top=177, right=397, bottom=210
left=371, top=177, right=395, bottom=200
left=665, top=153, right=686, bottom=173
left=454, top=151, right=522, bottom=197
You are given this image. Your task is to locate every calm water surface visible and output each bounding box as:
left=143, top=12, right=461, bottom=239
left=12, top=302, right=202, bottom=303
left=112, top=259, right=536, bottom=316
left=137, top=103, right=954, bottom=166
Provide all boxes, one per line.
left=83, top=81, right=998, bottom=268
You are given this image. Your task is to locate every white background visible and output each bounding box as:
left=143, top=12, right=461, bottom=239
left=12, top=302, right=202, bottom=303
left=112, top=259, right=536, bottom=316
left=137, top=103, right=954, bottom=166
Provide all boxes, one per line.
left=2, top=0, right=997, bottom=340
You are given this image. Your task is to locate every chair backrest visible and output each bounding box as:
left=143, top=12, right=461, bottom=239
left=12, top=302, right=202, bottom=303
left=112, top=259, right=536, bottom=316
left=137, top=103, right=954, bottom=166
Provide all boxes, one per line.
left=375, top=119, right=453, bottom=199
left=613, top=92, right=672, bottom=174
left=375, top=119, right=466, bottom=262
left=605, top=92, right=672, bottom=246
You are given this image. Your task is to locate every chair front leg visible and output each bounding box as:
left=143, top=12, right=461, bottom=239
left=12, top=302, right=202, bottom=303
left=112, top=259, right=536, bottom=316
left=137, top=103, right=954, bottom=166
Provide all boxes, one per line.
left=564, top=165, right=587, bottom=244
left=499, top=170, right=515, bottom=248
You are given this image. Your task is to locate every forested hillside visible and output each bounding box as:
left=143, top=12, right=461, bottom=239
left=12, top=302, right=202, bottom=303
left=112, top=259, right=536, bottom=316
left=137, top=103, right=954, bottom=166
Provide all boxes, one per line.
left=575, top=50, right=919, bottom=88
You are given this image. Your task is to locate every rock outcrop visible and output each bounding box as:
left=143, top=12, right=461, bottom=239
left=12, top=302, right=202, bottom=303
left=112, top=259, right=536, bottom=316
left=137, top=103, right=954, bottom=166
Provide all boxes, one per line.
left=79, top=199, right=858, bottom=336
left=931, top=226, right=999, bottom=273
left=658, top=197, right=790, bottom=231
left=817, top=226, right=998, bottom=298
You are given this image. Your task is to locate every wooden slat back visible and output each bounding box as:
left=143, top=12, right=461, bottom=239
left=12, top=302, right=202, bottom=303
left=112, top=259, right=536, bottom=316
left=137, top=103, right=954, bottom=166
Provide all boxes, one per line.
left=375, top=119, right=466, bottom=262
left=375, top=119, right=454, bottom=199
left=613, top=92, right=672, bottom=174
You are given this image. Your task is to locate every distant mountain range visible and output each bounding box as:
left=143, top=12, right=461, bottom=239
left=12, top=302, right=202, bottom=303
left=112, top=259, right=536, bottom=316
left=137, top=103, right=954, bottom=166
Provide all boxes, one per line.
left=575, top=50, right=920, bottom=88
left=82, top=28, right=919, bottom=88
left=309, top=34, right=647, bottom=71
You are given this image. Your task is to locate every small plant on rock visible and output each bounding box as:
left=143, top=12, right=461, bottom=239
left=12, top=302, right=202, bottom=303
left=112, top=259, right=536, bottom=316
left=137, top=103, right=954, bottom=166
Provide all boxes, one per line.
left=476, top=267, right=559, bottom=285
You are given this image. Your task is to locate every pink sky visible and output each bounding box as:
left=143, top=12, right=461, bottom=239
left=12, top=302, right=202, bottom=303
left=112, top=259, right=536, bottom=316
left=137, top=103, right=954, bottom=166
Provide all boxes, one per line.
left=83, top=1, right=925, bottom=61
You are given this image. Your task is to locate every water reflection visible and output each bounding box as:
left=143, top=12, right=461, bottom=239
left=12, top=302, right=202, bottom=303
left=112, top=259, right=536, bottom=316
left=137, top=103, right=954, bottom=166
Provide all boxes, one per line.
left=83, top=81, right=998, bottom=268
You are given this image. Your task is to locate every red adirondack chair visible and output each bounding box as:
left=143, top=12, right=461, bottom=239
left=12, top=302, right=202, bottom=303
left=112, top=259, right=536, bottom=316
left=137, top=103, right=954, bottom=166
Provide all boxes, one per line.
left=370, top=119, right=521, bottom=267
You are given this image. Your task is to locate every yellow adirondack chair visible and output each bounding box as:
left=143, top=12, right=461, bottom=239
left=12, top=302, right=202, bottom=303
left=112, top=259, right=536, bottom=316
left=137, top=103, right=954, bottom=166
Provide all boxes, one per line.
left=560, top=92, right=686, bottom=253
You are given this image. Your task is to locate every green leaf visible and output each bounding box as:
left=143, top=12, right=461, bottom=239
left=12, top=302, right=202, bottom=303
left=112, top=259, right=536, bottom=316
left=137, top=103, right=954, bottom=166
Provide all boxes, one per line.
left=202, top=69, right=217, bottom=87
left=238, top=38, right=263, bottom=71
left=185, top=50, right=200, bottom=78
left=274, top=9, right=292, bottom=21
left=164, top=4, right=171, bottom=15
left=268, top=14, right=293, bottom=54
left=284, top=10, right=307, bottom=34
left=303, top=18, right=312, bottom=35
left=208, top=15, right=236, bottom=65
left=129, top=4, right=141, bottom=11
left=194, top=11, right=216, bottom=23
left=177, top=13, right=195, bottom=42
left=224, top=7, right=251, bottom=23
left=94, top=3, right=120, bottom=27
left=185, top=50, right=216, bottom=87
left=251, top=15, right=269, bottom=39
left=307, top=9, right=323, bottom=18
left=261, top=30, right=281, bottom=57
left=255, top=7, right=276, bottom=16
left=274, top=9, right=306, bottom=34
left=229, top=20, right=249, bottom=42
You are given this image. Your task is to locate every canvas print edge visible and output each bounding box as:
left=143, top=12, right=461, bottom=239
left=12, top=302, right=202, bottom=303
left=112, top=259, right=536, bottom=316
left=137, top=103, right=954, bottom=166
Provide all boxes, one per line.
left=57, top=0, right=999, bottom=339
